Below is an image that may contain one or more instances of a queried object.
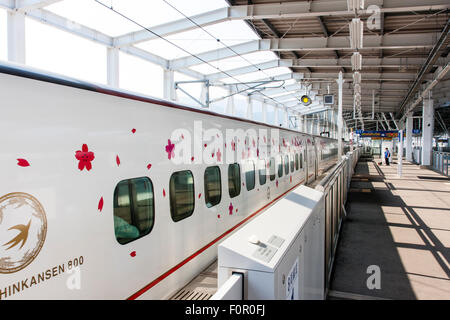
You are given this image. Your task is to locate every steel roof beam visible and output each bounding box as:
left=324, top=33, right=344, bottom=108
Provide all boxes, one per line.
left=230, top=0, right=449, bottom=20
left=169, top=34, right=438, bottom=69
left=112, top=1, right=449, bottom=47
left=205, top=59, right=292, bottom=81
left=15, top=0, right=62, bottom=11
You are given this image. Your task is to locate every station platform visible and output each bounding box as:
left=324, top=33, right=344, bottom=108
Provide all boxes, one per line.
left=329, top=157, right=450, bottom=300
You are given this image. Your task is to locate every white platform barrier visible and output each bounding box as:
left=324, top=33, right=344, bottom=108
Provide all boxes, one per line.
left=216, top=185, right=325, bottom=300
left=210, top=273, right=243, bottom=300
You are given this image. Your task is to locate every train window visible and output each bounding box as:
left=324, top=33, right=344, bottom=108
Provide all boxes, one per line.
left=290, top=155, right=294, bottom=172
left=278, top=156, right=283, bottom=178
left=284, top=155, right=289, bottom=175
left=170, top=170, right=195, bottom=222
left=300, top=153, right=304, bottom=169
left=204, top=166, right=221, bottom=208
left=228, top=163, right=241, bottom=198
left=258, top=160, right=266, bottom=185
left=269, top=157, right=276, bottom=181
left=245, top=160, right=255, bottom=191
left=295, top=153, right=299, bottom=171
left=113, top=177, right=154, bottom=245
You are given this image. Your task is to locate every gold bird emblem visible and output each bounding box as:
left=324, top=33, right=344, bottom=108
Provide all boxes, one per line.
left=3, top=220, right=31, bottom=250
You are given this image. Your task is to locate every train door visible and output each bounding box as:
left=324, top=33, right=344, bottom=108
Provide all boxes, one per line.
left=306, top=139, right=316, bottom=184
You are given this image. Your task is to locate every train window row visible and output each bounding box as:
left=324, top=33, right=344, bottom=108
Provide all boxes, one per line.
left=113, top=152, right=305, bottom=245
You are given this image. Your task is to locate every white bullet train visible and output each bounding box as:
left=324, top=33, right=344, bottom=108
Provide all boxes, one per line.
left=0, top=61, right=343, bottom=300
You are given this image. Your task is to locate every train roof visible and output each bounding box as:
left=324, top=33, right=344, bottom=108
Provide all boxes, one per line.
left=0, top=60, right=337, bottom=140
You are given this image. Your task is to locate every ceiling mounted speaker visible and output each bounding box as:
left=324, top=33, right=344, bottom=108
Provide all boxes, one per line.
left=301, top=95, right=312, bottom=106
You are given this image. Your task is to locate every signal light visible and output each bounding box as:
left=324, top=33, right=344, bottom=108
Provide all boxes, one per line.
left=301, top=95, right=312, bottom=106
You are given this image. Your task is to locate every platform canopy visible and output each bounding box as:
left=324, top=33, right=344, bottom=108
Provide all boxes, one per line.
left=1, top=0, right=449, bottom=131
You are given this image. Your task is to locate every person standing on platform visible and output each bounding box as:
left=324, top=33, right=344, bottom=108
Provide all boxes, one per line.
left=384, top=147, right=390, bottom=166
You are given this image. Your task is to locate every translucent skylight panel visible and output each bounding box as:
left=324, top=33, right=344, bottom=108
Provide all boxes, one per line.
left=119, top=52, right=163, bottom=98
left=189, top=63, right=224, bottom=75
left=207, top=51, right=279, bottom=72
left=46, top=0, right=141, bottom=36
left=25, top=17, right=106, bottom=84
left=262, top=67, right=293, bottom=77
left=46, top=0, right=229, bottom=37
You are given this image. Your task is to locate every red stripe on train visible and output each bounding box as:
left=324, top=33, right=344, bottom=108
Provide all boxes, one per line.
left=127, top=178, right=306, bottom=300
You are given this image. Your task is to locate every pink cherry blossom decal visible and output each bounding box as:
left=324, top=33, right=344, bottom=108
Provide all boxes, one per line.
left=130, top=251, right=136, bottom=257
left=198, top=193, right=202, bottom=199
left=75, top=144, right=95, bottom=171
left=165, top=139, right=175, bottom=160
left=116, top=155, right=121, bottom=166
left=163, top=189, right=166, bottom=197
left=98, top=197, right=104, bottom=212
left=229, top=203, right=233, bottom=215
left=217, top=214, right=221, bottom=219
left=191, top=156, right=195, bottom=162
left=147, top=163, right=152, bottom=170
left=17, top=158, right=30, bottom=167
left=216, top=149, right=222, bottom=162
left=131, top=128, right=136, bottom=134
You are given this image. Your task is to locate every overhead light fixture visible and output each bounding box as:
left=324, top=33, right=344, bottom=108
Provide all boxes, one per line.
left=301, top=95, right=312, bottom=106
left=351, top=52, right=362, bottom=71
left=353, top=71, right=362, bottom=84
left=349, top=18, right=364, bottom=49
left=347, top=0, right=364, bottom=11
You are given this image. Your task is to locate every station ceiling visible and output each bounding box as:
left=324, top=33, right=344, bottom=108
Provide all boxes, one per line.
left=1, top=0, right=449, bottom=132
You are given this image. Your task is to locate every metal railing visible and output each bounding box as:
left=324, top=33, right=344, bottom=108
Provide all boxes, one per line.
left=432, top=151, right=450, bottom=177
left=316, top=147, right=360, bottom=293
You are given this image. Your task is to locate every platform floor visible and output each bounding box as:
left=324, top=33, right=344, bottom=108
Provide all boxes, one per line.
left=169, top=172, right=329, bottom=300
left=329, top=158, right=450, bottom=300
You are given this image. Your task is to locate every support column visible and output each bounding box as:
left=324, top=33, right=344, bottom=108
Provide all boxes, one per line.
left=337, top=71, right=344, bottom=157
left=274, top=106, right=279, bottom=126
left=262, top=101, right=267, bottom=123
left=246, top=96, right=253, bottom=120
left=107, top=47, right=119, bottom=88
left=7, top=11, right=26, bottom=64
left=405, top=112, right=413, bottom=162
left=225, top=88, right=235, bottom=115
left=304, top=115, right=308, bottom=134
left=398, top=130, right=403, bottom=177
left=421, top=98, right=434, bottom=166
left=163, top=69, right=176, bottom=101
left=199, top=82, right=210, bottom=108
left=283, top=108, right=289, bottom=128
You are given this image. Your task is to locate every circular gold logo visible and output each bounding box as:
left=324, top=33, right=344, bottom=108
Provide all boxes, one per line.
left=0, top=192, right=47, bottom=274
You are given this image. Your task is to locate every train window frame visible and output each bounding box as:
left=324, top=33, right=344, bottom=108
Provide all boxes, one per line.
left=169, top=170, right=195, bottom=222
left=269, top=157, right=276, bottom=181
left=113, top=176, right=155, bottom=245
left=245, top=160, right=256, bottom=191
left=258, top=159, right=267, bottom=185
left=204, top=166, right=221, bottom=208
left=228, top=163, right=241, bottom=198
left=278, top=156, right=283, bottom=178
left=290, top=154, right=295, bottom=172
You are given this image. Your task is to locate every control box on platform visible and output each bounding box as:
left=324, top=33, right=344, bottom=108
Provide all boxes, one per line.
left=217, top=185, right=325, bottom=300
